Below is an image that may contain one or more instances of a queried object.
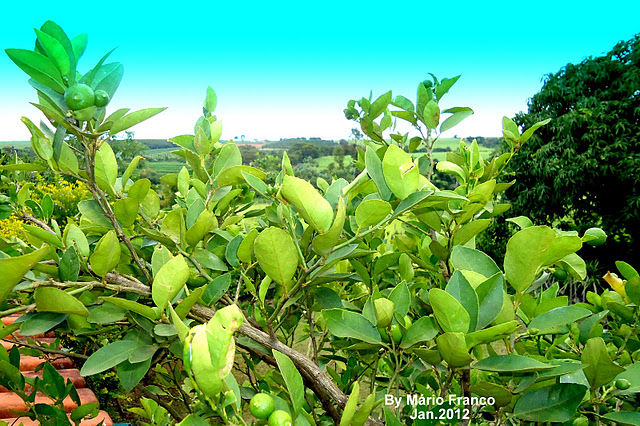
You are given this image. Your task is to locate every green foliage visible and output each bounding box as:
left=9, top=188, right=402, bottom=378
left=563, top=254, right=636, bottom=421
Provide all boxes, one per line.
left=506, top=33, right=640, bottom=271
left=2, top=20, right=640, bottom=426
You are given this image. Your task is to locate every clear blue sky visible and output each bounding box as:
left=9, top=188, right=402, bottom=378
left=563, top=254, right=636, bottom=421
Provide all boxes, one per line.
left=1, top=1, right=639, bottom=142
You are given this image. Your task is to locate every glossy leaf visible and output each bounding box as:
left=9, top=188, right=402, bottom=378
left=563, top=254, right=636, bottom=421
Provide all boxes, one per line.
left=382, top=145, right=419, bottom=200
left=429, top=288, right=470, bottom=333
left=254, top=227, right=299, bottom=287
left=281, top=175, right=334, bottom=233
left=35, top=287, right=89, bottom=317
left=355, top=199, right=391, bottom=229
left=152, top=255, right=190, bottom=310
left=473, top=354, right=555, bottom=373
left=80, top=340, right=140, bottom=376
left=89, top=231, right=121, bottom=277
left=323, top=309, right=382, bottom=344
left=0, top=246, right=50, bottom=304
left=514, top=384, right=586, bottom=423
left=582, top=337, right=626, bottom=390
left=504, top=226, right=582, bottom=292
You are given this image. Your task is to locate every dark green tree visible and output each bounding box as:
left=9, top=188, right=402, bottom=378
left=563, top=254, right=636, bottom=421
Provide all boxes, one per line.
left=506, top=34, right=640, bottom=269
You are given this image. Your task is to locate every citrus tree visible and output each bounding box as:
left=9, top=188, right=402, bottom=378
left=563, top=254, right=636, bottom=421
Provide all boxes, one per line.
left=1, top=21, right=640, bottom=426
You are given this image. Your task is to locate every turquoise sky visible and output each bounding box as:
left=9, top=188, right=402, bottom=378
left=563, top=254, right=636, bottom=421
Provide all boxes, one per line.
left=1, top=1, right=639, bottom=141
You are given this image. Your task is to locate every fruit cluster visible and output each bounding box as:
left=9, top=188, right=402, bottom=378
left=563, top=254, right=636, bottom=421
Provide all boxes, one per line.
left=64, top=83, right=110, bottom=111
left=249, top=393, right=293, bottom=426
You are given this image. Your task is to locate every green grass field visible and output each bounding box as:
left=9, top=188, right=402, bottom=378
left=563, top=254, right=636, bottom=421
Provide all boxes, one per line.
left=146, top=161, right=187, bottom=174
left=0, top=141, right=29, bottom=148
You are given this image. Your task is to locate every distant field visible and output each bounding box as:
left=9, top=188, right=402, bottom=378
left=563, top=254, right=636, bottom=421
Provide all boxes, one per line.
left=146, top=161, right=186, bottom=174
left=0, top=141, right=29, bottom=148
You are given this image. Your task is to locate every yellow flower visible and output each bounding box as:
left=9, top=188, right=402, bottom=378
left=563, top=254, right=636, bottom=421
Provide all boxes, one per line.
left=603, top=271, right=628, bottom=301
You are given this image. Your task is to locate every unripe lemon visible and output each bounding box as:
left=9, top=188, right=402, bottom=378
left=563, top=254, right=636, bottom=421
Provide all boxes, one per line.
left=615, top=378, right=631, bottom=390
left=572, top=417, right=589, bottom=426
left=94, top=89, right=110, bottom=107
left=374, top=298, right=395, bottom=328
left=268, top=410, right=293, bottom=426
left=584, top=227, right=607, bottom=246
left=250, top=393, right=275, bottom=419
left=64, top=83, right=95, bottom=111
left=389, top=323, right=403, bottom=344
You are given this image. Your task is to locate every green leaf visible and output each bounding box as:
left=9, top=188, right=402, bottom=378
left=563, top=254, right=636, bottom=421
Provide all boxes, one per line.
left=428, top=288, right=471, bottom=333
left=0, top=163, right=47, bottom=172
left=520, top=118, right=551, bottom=143
left=94, top=142, right=118, bottom=192
left=101, top=296, right=160, bottom=321
left=89, top=231, right=121, bottom=277
left=616, top=261, right=639, bottom=280
left=436, top=160, right=467, bottom=182
left=475, top=272, right=504, bottom=329
left=23, top=224, right=64, bottom=249
left=365, top=147, right=392, bottom=200
left=322, top=309, right=382, bottom=344
left=185, top=209, right=214, bottom=248
left=193, top=249, right=228, bottom=272
left=6, top=49, right=66, bottom=93
left=470, top=381, right=512, bottom=407
left=113, top=198, right=138, bottom=228
left=19, top=312, right=67, bottom=336
left=87, top=303, right=126, bottom=324
left=627, top=276, right=640, bottom=306
left=152, top=255, right=190, bottom=310
left=400, top=316, right=438, bottom=348
left=242, top=171, right=268, bottom=196
left=0, top=246, right=50, bottom=304
left=389, top=282, right=410, bottom=317
left=465, top=321, right=519, bottom=348
left=64, top=224, right=90, bottom=258
left=449, top=246, right=501, bottom=278
left=514, top=384, right=586, bottom=423
left=369, top=90, right=392, bottom=119
left=117, top=358, right=151, bottom=392
left=445, top=271, right=479, bottom=331
left=35, top=29, right=71, bottom=78
left=340, top=381, right=359, bottom=426
left=91, top=62, right=124, bottom=99
left=128, top=178, right=151, bottom=202
left=78, top=200, right=112, bottom=229
left=504, top=226, right=582, bottom=292
left=473, top=354, right=555, bottom=373
left=355, top=199, right=391, bottom=229
left=281, top=175, right=334, bottom=233
left=80, top=340, right=140, bottom=376
left=311, top=198, right=346, bottom=256
left=204, top=86, right=217, bottom=114
left=254, top=227, right=299, bottom=288
left=422, top=100, right=440, bottom=128
left=201, top=273, right=232, bottom=305
left=602, top=411, right=640, bottom=425
left=35, top=287, right=89, bottom=317
left=217, top=165, right=266, bottom=187
left=59, top=247, right=80, bottom=282
left=453, top=219, right=491, bottom=246
left=110, top=108, right=166, bottom=136
left=528, top=306, right=592, bottom=335
left=582, top=337, right=626, bottom=390
left=213, top=143, right=242, bottom=178
left=382, top=145, right=419, bottom=200
left=436, top=332, right=472, bottom=367
left=71, top=33, right=87, bottom=61
left=273, top=350, right=305, bottom=418
left=440, top=107, right=473, bottom=133
left=435, top=76, right=461, bottom=100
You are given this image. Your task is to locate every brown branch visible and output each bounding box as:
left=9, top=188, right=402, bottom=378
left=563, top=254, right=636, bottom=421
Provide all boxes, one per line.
left=17, top=213, right=55, bottom=235
left=2, top=338, right=88, bottom=360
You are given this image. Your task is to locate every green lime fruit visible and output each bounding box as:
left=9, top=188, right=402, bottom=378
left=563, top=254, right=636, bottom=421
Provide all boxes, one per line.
left=390, top=323, right=403, bottom=344
left=94, top=89, right=110, bottom=107
left=615, top=378, right=631, bottom=390
left=250, top=393, right=276, bottom=419
left=64, top=83, right=95, bottom=111
left=572, top=416, right=589, bottom=426
left=584, top=227, right=607, bottom=246
left=374, top=298, right=395, bottom=328
left=552, top=267, right=568, bottom=281
left=404, top=315, right=413, bottom=329
left=268, top=410, right=293, bottom=426
left=528, top=328, right=540, bottom=336
left=378, top=327, right=390, bottom=343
